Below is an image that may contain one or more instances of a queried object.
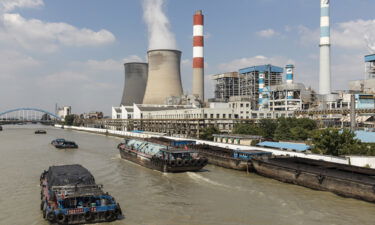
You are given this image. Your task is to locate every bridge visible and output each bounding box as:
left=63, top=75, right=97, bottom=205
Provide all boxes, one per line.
left=0, top=107, right=61, bottom=124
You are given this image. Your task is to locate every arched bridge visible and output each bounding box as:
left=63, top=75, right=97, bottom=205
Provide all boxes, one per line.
left=0, top=107, right=61, bottom=123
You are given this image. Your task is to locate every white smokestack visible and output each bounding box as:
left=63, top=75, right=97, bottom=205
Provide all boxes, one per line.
left=142, top=0, right=177, bottom=50
left=319, top=0, right=331, bottom=95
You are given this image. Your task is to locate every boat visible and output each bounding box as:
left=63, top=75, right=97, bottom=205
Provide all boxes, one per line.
left=251, top=156, right=375, bottom=202
left=51, top=139, right=66, bottom=146
left=188, top=144, right=272, bottom=171
left=35, top=130, right=47, bottom=134
left=40, top=164, right=123, bottom=224
left=55, top=141, right=78, bottom=149
left=117, top=138, right=208, bottom=172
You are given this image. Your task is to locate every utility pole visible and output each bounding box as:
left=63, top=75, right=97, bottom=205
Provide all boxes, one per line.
left=350, top=94, right=356, bottom=131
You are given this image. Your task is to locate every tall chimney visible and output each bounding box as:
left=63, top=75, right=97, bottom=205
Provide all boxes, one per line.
left=319, top=0, right=331, bottom=95
left=192, top=10, right=204, bottom=102
left=285, top=64, right=294, bottom=84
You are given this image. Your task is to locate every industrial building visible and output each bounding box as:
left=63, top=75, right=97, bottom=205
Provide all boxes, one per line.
left=108, top=4, right=375, bottom=136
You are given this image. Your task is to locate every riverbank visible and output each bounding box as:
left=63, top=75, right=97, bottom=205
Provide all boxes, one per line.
left=55, top=125, right=375, bottom=168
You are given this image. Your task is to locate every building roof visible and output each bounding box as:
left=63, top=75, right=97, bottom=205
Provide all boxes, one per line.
left=355, top=131, right=375, bottom=143
left=257, top=141, right=311, bottom=152
left=213, top=134, right=263, bottom=139
left=239, top=64, right=284, bottom=74
left=138, top=106, right=193, bottom=112
left=365, top=54, right=375, bottom=62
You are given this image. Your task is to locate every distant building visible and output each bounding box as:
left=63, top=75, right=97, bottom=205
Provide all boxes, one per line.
left=213, top=134, right=263, bottom=146
left=81, top=111, right=103, bottom=120
left=56, top=106, right=71, bottom=121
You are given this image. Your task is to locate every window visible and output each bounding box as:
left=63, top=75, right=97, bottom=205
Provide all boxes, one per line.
left=228, top=114, right=232, bottom=119
left=222, top=114, right=226, bottom=119
left=240, top=103, right=244, bottom=107
left=204, top=114, right=207, bottom=118
left=216, top=114, right=220, bottom=118
left=210, top=114, right=214, bottom=119
left=246, top=104, right=249, bottom=108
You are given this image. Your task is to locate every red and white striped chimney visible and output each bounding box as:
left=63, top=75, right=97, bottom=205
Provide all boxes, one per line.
left=192, top=10, right=204, bottom=102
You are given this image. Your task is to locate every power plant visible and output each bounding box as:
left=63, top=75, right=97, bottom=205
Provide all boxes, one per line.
left=319, top=0, right=331, bottom=95
left=192, top=10, right=205, bottom=102
left=111, top=4, right=375, bottom=134
left=142, top=49, right=184, bottom=105
left=121, top=62, right=148, bottom=106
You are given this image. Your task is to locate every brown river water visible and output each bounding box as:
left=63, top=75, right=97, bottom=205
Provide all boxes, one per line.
left=0, top=125, right=375, bottom=225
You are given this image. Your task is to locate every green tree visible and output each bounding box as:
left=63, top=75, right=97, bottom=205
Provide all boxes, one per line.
left=258, top=119, right=277, bottom=139
left=274, top=117, right=292, bottom=140
left=233, top=123, right=262, bottom=136
left=200, top=126, right=220, bottom=141
left=311, top=128, right=363, bottom=156
left=64, top=114, right=75, bottom=126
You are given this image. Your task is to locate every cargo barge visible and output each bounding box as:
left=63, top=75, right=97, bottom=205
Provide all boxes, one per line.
left=40, top=164, right=122, bottom=224
left=117, top=138, right=208, bottom=172
left=188, top=144, right=272, bottom=171
left=251, top=157, right=375, bottom=202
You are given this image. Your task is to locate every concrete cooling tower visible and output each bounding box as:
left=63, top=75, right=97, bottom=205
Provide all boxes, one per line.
left=121, top=62, right=148, bottom=106
left=142, top=49, right=183, bottom=104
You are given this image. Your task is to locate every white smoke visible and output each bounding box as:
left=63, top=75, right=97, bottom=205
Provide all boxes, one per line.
left=142, top=0, right=177, bottom=50
left=364, top=34, right=375, bottom=54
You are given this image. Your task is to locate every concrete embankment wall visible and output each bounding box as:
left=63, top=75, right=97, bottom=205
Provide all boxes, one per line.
left=54, top=125, right=375, bottom=168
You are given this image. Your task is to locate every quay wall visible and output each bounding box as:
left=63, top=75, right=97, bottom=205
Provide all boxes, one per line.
left=54, top=125, right=375, bottom=168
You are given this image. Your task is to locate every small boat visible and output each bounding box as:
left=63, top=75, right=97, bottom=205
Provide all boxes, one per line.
left=35, top=130, right=47, bottom=134
left=51, top=139, right=66, bottom=146
left=55, top=141, right=78, bottom=149
left=117, top=138, right=208, bottom=172
left=40, top=164, right=123, bottom=224
left=188, top=144, right=272, bottom=171
left=251, top=156, right=375, bottom=203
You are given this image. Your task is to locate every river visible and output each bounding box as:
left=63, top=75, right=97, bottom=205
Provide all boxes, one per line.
left=0, top=125, right=374, bottom=225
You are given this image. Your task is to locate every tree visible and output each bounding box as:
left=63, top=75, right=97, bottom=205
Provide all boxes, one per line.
left=311, top=128, right=363, bottom=156
left=258, top=119, right=277, bottom=139
left=233, top=123, right=262, bottom=136
left=64, top=114, right=75, bottom=126
left=200, top=126, right=220, bottom=141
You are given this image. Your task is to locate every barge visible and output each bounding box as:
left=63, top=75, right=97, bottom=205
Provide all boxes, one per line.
left=35, top=130, right=47, bottom=134
left=117, top=138, right=208, bottom=172
left=251, top=157, right=375, bottom=202
left=188, top=144, right=272, bottom=171
left=40, top=164, right=122, bottom=224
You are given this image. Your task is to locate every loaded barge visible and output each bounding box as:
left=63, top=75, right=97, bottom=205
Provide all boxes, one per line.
left=117, top=138, right=208, bottom=172
left=40, top=164, right=122, bottom=224
left=251, top=157, right=375, bottom=202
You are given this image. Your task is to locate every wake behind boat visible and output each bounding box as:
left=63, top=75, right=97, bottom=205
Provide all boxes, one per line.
left=117, top=138, right=208, bottom=172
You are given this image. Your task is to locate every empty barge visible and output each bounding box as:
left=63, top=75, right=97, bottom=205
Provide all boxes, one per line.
left=188, top=144, right=272, bottom=171
left=251, top=157, right=375, bottom=202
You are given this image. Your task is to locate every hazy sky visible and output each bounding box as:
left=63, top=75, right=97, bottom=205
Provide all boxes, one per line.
left=0, top=0, right=374, bottom=115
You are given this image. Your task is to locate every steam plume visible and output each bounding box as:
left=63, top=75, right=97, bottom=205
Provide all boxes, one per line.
left=364, top=34, right=375, bottom=54
left=142, top=0, right=177, bottom=50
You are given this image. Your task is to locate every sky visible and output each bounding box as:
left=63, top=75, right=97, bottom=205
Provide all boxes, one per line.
left=0, top=0, right=374, bottom=116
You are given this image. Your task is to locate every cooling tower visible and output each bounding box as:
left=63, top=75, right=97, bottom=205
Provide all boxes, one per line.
left=121, top=62, right=148, bottom=106
left=142, top=49, right=183, bottom=104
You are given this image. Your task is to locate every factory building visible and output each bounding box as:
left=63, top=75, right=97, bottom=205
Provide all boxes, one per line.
left=349, top=54, right=375, bottom=94
left=211, top=72, right=242, bottom=102
left=238, top=65, right=283, bottom=109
